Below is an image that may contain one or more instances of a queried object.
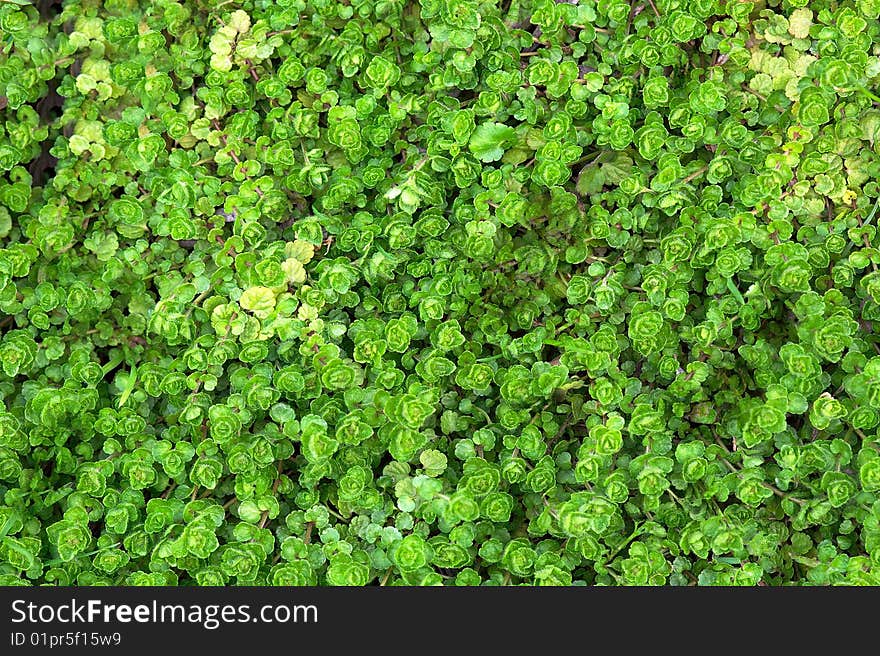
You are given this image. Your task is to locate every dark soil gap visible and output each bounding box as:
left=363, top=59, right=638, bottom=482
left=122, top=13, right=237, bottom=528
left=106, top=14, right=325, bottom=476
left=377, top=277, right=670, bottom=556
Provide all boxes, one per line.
left=27, top=0, right=67, bottom=187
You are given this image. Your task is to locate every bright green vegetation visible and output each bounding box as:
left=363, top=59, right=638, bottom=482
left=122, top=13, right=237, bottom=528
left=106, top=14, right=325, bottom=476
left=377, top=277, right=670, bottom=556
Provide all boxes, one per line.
left=2, top=0, right=880, bottom=585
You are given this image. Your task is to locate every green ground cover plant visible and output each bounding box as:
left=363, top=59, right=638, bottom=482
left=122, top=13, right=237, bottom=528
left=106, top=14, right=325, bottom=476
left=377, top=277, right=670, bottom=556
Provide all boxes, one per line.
left=2, top=0, right=880, bottom=586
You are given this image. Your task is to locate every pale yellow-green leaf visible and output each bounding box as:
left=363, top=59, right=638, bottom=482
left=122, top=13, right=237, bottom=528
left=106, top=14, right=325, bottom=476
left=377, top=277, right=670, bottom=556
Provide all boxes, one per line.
left=237, top=39, right=261, bottom=61
left=229, top=9, right=251, bottom=33
left=748, top=50, right=770, bottom=73
left=282, top=258, right=307, bottom=284
left=788, top=8, right=812, bottom=40
left=763, top=57, right=789, bottom=80
left=68, top=135, right=91, bottom=156
left=89, top=142, right=107, bottom=160
left=74, top=16, right=104, bottom=39
left=286, top=239, right=315, bottom=264
left=784, top=78, right=801, bottom=102
left=190, top=118, right=212, bottom=141
left=210, top=53, right=232, bottom=73
left=298, top=302, right=319, bottom=321
left=75, top=119, right=105, bottom=143
left=208, top=33, right=232, bottom=56
left=75, top=73, right=97, bottom=95
left=239, top=286, right=276, bottom=316
left=792, top=54, right=816, bottom=77
left=95, top=82, right=113, bottom=102
left=749, top=73, right=773, bottom=96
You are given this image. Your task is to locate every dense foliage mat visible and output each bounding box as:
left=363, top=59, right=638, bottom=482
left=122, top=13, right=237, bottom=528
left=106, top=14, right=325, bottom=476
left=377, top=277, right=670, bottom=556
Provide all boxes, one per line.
left=3, top=0, right=880, bottom=586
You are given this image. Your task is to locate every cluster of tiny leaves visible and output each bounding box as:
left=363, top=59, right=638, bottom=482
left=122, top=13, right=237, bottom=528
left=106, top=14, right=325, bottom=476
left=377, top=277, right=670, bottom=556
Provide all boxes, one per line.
left=2, top=0, right=880, bottom=586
